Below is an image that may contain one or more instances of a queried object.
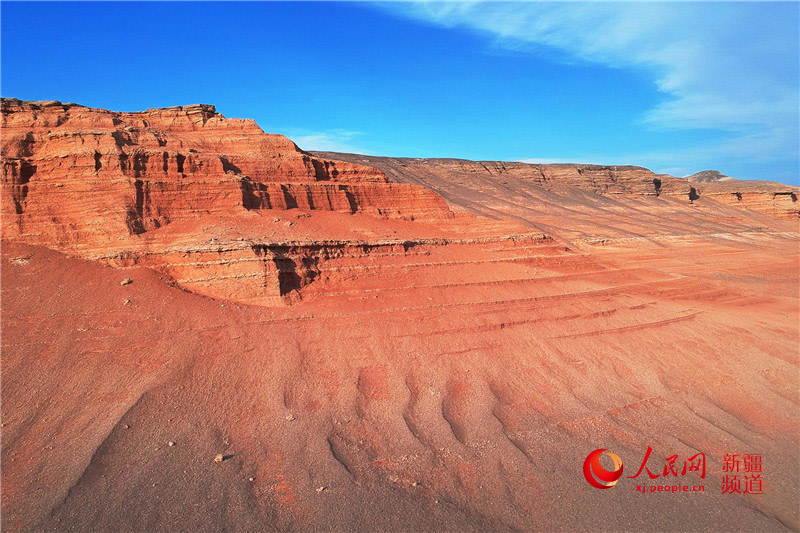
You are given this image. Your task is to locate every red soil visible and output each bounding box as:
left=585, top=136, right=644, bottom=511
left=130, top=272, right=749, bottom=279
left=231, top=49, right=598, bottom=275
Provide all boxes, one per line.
left=2, top=100, right=798, bottom=531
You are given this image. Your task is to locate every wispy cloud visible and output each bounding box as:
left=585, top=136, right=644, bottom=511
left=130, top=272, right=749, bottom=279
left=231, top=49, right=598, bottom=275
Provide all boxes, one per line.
left=283, top=129, right=364, bottom=153
left=383, top=2, right=799, bottom=180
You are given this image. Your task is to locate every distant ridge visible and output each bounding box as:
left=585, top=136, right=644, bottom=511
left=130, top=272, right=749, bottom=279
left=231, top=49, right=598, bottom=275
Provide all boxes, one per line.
left=685, top=170, right=734, bottom=183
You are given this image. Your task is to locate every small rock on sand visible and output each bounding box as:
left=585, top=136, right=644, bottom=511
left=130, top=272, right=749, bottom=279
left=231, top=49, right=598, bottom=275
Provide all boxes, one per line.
left=120, top=278, right=133, bottom=286
left=214, top=454, right=224, bottom=463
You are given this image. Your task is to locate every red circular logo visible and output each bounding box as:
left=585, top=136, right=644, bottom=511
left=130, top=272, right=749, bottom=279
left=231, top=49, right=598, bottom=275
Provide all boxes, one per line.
left=584, top=449, right=624, bottom=489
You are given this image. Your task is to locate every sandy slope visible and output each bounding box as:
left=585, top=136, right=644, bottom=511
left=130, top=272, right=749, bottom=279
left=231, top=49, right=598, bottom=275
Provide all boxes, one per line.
left=2, top=103, right=799, bottom=531
left=3, top=214, right=798, bottom=531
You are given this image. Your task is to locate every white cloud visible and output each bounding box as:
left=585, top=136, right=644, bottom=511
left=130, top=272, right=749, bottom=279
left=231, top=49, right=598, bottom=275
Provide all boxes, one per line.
left=283, top=129, right=364, bottom=153
left=384, top=2, right=799, bottom=171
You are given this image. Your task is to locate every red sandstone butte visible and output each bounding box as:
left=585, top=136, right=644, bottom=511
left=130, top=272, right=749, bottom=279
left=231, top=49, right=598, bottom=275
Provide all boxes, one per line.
left=2, top=99, right=799, bottom=532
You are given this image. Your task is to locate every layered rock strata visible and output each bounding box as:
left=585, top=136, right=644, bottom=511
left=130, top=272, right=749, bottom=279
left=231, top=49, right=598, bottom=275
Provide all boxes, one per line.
left=3, top=99, right=797, bottom=308
left=3, top=100, right=563, bottom=306
left=314, top=153, right=800, bottom=220
left=1, top=99, right=451, bottom=250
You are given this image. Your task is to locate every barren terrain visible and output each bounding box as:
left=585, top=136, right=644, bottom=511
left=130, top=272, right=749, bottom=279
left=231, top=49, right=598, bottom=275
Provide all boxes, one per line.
left=2, top=100, right=798, bottom=531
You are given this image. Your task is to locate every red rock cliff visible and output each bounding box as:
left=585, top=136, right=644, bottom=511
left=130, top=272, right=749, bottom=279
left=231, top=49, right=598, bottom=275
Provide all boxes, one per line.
left=313, top=153, right=800, bottom=220
left=1, top=99, right=451, bottom=248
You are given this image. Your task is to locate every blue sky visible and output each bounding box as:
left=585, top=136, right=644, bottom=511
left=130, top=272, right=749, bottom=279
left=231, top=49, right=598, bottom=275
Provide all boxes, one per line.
left=2, top=2, right=798, bottom=184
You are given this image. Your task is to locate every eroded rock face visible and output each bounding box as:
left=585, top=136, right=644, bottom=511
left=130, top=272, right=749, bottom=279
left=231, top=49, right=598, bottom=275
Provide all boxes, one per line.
left=314, top=153, right=800, bottom=220
left=5, top=100, right=551, bottom=307
left=0, top=99, right=451, bottom=248
left=2, top=99, right=796, bottom=309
